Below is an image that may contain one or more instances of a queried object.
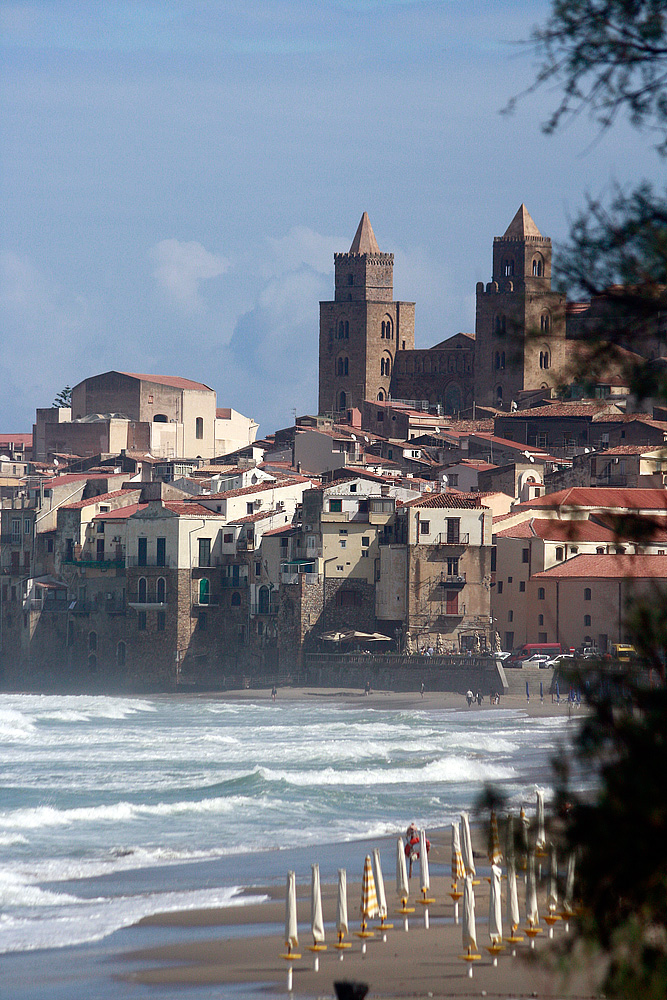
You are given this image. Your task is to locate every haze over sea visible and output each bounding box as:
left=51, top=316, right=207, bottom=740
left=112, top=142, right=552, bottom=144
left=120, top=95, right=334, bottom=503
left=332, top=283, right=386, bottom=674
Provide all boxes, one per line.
left=0, top=692, right=576, bottom=996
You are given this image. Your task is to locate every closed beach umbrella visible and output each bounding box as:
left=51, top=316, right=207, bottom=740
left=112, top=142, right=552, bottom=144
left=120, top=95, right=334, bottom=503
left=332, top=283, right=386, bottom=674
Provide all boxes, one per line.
left=285, top=870, right=299, bottom=951
left=519, top=805, right=529, bottom=862
left=361, top=854, right=379, bottom=922
left=489, top=863, right=503, bottom=945
left=563, top=852, right=576, bottom=914
left=536, top=790, right=546, bottom=850
left=505, top=813, right=515, bottom=868
left=461, top=812, right=476, bottom=878
left=548, top=845, right=558, bottom=912
left=489, top=809, right=503, bottom=865
left=451, top=822, right=465, bottom=883
left=396, top=836, right=409, bottom=902
left=462, top=874, right=478, bottom=952
left=526, top=853, right=539, bottom=927
left=373, top=847, right=388, bottom=921
left=419, top=828, right=430, bottom=894
left=337, top=868, right=349, bottom=939
left=311, top=863, right=325, bottom=944
left=507, top=855, right=521, bottom=932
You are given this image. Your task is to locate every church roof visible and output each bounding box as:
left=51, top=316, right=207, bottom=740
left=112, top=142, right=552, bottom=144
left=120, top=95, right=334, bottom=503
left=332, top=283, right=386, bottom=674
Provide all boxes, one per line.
left=503, top=204, right=543, bottom=239
left=349, top=212, right=380, bottom=254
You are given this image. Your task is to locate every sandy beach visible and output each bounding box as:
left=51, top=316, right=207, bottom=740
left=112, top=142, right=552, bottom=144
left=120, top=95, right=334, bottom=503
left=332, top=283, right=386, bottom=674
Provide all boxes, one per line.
left=117, top=685, right=592, bottom=999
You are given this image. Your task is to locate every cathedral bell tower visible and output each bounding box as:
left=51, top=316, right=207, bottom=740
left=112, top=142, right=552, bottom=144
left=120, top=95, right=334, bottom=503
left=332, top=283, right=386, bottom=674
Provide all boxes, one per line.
left=474, top=204, right=566, bottom=408
left=318, top=213, right=415, bottom=416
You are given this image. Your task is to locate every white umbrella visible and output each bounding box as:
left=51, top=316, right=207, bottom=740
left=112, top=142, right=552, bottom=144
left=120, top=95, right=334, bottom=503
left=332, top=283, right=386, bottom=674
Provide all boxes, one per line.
left=309, top=863, right=326, bottom=969
left=419, top=828, right=431, bottom=895
left=489, top=809, right=503, bottom=865
left=462, top=875, right=478, bottom=952
left=373, top=847, right=392, bottom=935
left=396, top=836, right=410, bottom=905
left=519, top=805, right=529, bottom=867
left=548, top=845, right=558, bottom=912
left=285, top=870, right=299, bottom=953
left=562, top=852, right=576, bottom=932
left=489, top=863, right=503, bottom=945
left=505, top=812, right=515, bottom=868
left=526, top=853, right=539, bottom=927
left=536, top=789, right=546, bottom=851
left=507, top=855, right=522, bottom=939
left=335, top=868, right=351, bottom=954
left=461, top=812, right=476, bottom=878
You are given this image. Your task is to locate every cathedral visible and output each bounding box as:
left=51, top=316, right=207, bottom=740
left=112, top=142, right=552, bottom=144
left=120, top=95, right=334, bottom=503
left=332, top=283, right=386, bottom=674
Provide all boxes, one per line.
left=318, top=206, right=569, bottom=416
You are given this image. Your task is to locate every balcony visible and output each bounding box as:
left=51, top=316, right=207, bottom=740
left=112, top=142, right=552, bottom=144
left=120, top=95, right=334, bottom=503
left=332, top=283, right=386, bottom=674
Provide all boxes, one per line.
left=237, top=537, right=255, bottom=551
left=63, top=556, right=125, bottom=569
left=250, top=600, right=278, bottom=616
left=281, top=571, right=322, bottom=585
left=432, top=532, right=470, bottom=546
left=437, top=573, right=466, bottom=588
left=126, top=556, right=176, bottom=568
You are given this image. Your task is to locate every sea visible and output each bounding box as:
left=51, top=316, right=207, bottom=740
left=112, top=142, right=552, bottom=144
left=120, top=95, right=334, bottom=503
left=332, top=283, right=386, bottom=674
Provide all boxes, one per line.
left=0, top=692, right=579, bottom=998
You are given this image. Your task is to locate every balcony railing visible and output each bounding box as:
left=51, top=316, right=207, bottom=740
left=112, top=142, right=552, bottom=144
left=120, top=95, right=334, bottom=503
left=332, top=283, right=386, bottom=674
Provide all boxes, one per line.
left=250, top=601, right=278, bottom=616
left=432, top=532, right=470, bottom=546
left=440, top=604, right=466, bottom=617
left=281, top=571, right=322, bottom=585
left=63, top=556, right=125, bottom=569
left=437, top=573, right=467, bottom=587
left=126, top=556, right=176, bottom=568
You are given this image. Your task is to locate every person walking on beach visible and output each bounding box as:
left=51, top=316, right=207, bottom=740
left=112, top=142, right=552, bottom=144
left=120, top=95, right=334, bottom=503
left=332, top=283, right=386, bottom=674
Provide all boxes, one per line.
left=466, top=689, right=473, bottom=707
left=420, top=681, right=425, bottom=698
left=271, top=685, right=277, bottom=702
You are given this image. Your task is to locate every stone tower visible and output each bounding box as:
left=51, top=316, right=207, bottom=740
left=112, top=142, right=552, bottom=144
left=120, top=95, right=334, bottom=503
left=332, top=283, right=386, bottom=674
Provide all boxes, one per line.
left=319, top=213, right=415, bottom=415
left=474, top=205, right=567, bottom=409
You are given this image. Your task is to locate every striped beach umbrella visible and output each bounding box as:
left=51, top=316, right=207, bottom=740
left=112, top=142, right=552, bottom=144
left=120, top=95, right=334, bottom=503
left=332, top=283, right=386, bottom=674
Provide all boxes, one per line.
left=285, top=870, right=299, bottom=952
left=536, top=790, right=546, bottom=851
left=360, top=854, right=379, bottom=922
left=461, top=812, right=476, bottom=878
left=489, top=863, right=503, bottom=946
left=489, top=809, right=503, bottom=865
left=311, top=863, right=325, bottom=945
left=451, top=821, right=465, bottom=883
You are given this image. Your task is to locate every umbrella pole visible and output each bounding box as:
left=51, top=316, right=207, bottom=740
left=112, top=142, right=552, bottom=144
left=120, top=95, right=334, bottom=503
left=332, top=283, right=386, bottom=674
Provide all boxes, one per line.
left=287, top=964, right=293, bottom=992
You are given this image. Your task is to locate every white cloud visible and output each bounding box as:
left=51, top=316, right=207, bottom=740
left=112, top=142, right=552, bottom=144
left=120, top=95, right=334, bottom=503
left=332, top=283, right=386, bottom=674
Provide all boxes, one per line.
left=266, top=226, right=343, bottom=277
left=150, top=239, right=230, bottom=310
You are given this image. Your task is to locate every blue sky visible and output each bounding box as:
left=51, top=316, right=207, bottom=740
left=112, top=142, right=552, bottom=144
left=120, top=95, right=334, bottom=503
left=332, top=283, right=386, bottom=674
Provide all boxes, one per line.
left=1, top=1, right=661, bottom=437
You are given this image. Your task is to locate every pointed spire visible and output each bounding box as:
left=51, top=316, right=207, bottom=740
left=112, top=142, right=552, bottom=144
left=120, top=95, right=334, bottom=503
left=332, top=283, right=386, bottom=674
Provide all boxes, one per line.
left=503, top=204, right=543, bottom=239
left=349, top=212, right=380, bottom=254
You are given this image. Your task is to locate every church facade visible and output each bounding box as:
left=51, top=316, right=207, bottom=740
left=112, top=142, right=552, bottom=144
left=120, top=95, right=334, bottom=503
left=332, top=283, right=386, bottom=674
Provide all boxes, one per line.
left=318, top=206, right=570, bottom=416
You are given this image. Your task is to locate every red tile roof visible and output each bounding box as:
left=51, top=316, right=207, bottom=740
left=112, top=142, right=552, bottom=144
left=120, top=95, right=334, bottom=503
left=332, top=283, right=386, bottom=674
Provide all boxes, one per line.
left=501, top=402, right=619, bottom=419
left=262, top=524, right=296, bottom=536
left=203, top=476, right=312, bottom=500
left=216, top=407, right=232, bottom=419
left=0, top=433, right=32, bottom=446
left=42, top=474, right=100, bottom=489
left=229, top=509, right=280, bottom=524
left=120, top=371, right=213, bottom=392
left=494, top=518, right=618, bottom=542
left=515, top=487, right=667, bottom=511
left=162, top=501, right=226, bottom=517
left=60, top=489, right=141, bottom=510
left=93, top=503, right=147, bottom=520
left=402, top=491, right=484, bottom=509
left=534, top=554, right=667, bottom=579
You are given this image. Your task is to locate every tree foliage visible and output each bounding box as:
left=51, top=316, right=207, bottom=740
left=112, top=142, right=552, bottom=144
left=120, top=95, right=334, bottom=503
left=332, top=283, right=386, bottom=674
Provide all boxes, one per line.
left=52, top=386, right=72, bottom=408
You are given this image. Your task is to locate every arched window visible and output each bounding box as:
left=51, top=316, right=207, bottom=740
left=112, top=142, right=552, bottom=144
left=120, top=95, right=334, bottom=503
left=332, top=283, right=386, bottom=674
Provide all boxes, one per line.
left=503, top=259, right=514, bottom=277
left=337, top=356, right=349, bottom=376
left=116, top=641, right=126, bottom=666
left=258, top=586, right=270, bottom=614
left=539, top=349, right=551, bottom=370
left=88, top=653, right=97, bottom=672
left=345, top=321, right=349, bottom=338
left=231, top=591, right=241, bottom=606
left=556, top=547, right=564, bottom=560
left=138, top=577, right=147, bottom=602
left=541, top=313, right=550, bottom=332
left=380, top=356, right=391, bottom=377
left=584, top=588, right=592, bottom=600
left=153, top=413, right=168, bottom=423
left=339, top=391, right=347, bottom=410
left=195, top=417, right=204, bottom=440
left=88, top=631, right=97, bottom=652
left=338, top=320, right=344, bottom=338
left=584, top=614, right=592, bottom=626
left=496, top=385, right=503, bottom=405
left=538, top=614, right=544, bottom=626
left=494, top=314, right=506, bottom=336
left=377, top=390, right=385, bottom=401
left=494, top=351, right=500, bottom=370
left=538, top=587, right=545, bottom=600
left=533, top=256, right=543, bottom=277
left=199, top=578, right=210, bottom=606
left=156, top=577, right=166, bottom=603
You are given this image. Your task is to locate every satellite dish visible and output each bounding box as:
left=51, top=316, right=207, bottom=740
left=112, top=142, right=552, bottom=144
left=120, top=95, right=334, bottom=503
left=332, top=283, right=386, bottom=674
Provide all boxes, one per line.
left=441, top=475, right=449, bottom=485
left=350, top=433, right=357, bottom=440
left=523, top=450, right=531, bottom=459
left=584, top=448, right=590, bottom=453
left=529, top=456, right=535, bottom=464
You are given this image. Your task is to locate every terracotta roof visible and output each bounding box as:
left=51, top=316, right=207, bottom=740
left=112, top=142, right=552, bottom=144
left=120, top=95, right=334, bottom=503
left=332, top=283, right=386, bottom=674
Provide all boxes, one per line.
left=120, top=371, right=213, bottom=392
left=595, top=445, right=664, bottom=456
left=60, top=489, right=141, bottom=510
left=533, top=554, right=667, bottom=579
left=229, top=509, right=279, bottom=524
left=216, top=407, right=232, bottom=419
left=514, top=487, right=667, bottom=512
left=503, top=204, right=542, bottom=239
left=349, top=212, right=380, bottom=254
left=0, top=433, right=32, bottom=446
left=403, top=492, right=484, bottom=509
left=93, top=503, right=147, bottom=520
left=42, top=474, right=99, bottom=488
left=162, top=501, right=226, bottom=517
left=203, top=476, right=312, bottom=500
left=469, top=432, right=548, bottom=454
left=501, top=402, right=618, bottom=419
left=494, top=518, right=618, bottom=542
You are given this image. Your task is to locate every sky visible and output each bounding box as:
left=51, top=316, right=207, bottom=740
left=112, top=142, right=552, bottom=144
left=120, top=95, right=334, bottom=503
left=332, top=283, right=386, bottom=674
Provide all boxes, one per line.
left=1, top=1, right=662, bottom=438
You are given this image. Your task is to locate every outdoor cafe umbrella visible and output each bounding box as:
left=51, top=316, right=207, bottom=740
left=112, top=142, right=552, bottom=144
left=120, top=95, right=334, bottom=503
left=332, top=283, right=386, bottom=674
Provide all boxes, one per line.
left=536, top=789, right=547, bottom=851
left=460, top=812, right=476, bottom=879
left=373, top=847, right=392, bottom=936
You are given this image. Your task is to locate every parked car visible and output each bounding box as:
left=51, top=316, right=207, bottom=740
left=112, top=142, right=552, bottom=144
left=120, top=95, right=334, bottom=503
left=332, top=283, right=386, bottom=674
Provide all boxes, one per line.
left=521, top=654, right=551, bottom=668
left=545, top=653, right=574, bottom=669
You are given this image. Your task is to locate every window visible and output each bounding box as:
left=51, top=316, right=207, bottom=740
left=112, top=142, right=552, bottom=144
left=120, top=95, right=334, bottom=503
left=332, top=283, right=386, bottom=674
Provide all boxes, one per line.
left=195, top=417, right=204, bottom=440
left=199, top=578, right=210, bottom=605
left=157, top=611, right=166, bottom=631
left=505, top=631, right=514, bottom=650
left=507, top=576, right=512, bottom=583
left=497, top=581, right=503, bottom=594
left=538, top=632, right=548, bottom=643
left=138, top=577, right=147, bottom=602
left=519, top=581, right=525, bottom=592
left=361, top=550, right=369, bottom=558
left=138, top=611, right=146, bottom=631
left=156, top=577, right=166, bottom=603
left=420, top=521, right=430, bottom=536
left=571, top=546, right=578, bottom=554
left=348, top=273, right=354, bottom=285
left=137, top=537, right=147, bottom=567
left=24, top=518, right=31, bottom=535
left=556, top=547, right=564, bottom=561
left=47, top=538, right=54, bottom=553
left=533, top=256, right=543, bottom=276
left=494, top=314, right=506, bottom=336
left=88, top=631, right=97, bottom=652
left=446, top=518, right=460, bottom=544
left=446, top=591, right=459, bottom=615
left=362, top=536, right=370, bottom=547
left=224, top=532, right=233, bottom=543
left=329, top=499, right=342, bottom=513
left=538, top=614, right=544, bottom=626
left=447, top=557, right=459, bottom=576
left=116, top=641, right=126, bottom=666
left=539, top=349, right=550, bottom=369
left=508, top=610, right=513, bottom=622
left=337, top=356, right=349, bottom=376
left=538, top=587, right=545, bottom=600
left=584, top=614, right=592, bottom=626
left=198, top=538, right=211, bottom=568
left=339, top=539, right=346, bottom=548
left=522, top=548, right=529, bottom=563
left=496, top=385, right=503, bottom=405
left=156, top=537, right=166, bottom=566
left=231, top=592, right=241, bottom=606
left=584, top=588, right=592, bottom=600
left=541, top=313, right=550, bottom=332
left=11, top=518, right=21, bottom=542
left=503, top=259, right=514, bottom=277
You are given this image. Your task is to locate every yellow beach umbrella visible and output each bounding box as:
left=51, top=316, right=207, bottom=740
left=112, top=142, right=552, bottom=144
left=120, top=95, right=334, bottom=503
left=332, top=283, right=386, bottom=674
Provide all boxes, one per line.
left=489, top=809, right=503, bottom=866
left=357, top=854, right=378, bottom=949
left=451, top=821, right=465, bottom=883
